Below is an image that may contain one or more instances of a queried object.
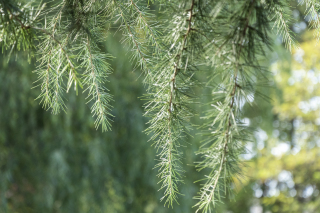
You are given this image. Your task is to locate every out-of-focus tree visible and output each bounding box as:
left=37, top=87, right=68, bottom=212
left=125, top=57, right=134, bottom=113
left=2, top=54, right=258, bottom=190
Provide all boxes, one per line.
left=219, top=31, right=320, bottom=213
left=0, top=35, right=168, bottom=213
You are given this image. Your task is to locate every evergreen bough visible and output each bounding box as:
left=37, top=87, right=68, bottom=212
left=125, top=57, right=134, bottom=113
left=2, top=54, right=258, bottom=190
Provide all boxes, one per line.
left=1, top=0, right=320, bottom=212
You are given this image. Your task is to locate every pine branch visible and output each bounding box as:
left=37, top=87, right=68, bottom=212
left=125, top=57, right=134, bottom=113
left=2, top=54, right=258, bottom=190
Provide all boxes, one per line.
left=144, top=0, right=198, bottom=206
left=34, top=1, right=79, bottom=113
left=0, top=0, right=39, bottom=53
left=129, top=0, right=160, bottom=49
left=36, top=26, right=82, bottom=94
left=35, top=0, right=111, bottom=124
left=304, top=0, right=320, bottom=40
left=194, top=1, right=269, bottom=212
left=113, top=0, right=158, bottom=76
left=267, top=0, right=297, bottom=51
left=81, top=36, right=113, bottom=131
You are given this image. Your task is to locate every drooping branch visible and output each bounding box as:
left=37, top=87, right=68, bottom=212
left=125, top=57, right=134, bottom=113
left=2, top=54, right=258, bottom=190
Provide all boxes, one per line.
left=144, top=0, right=199, bottom=206
left=195, top=1, right=266, bottom=212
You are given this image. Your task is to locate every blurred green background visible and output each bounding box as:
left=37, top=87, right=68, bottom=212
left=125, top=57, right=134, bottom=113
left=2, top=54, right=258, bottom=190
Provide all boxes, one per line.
left=1, top=3, right=320, bottom=213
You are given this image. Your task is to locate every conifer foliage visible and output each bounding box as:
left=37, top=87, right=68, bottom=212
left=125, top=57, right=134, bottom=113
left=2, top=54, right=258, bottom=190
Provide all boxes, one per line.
left=1, top=0, right=320, bottom=212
